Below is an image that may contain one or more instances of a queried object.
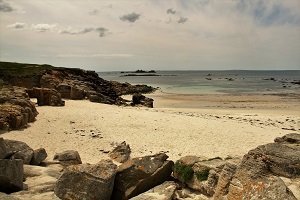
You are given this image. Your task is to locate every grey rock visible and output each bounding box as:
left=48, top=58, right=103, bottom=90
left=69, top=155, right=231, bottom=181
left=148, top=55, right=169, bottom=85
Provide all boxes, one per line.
left=109, top=141, right=131, bottom=163
left=274, top=133, right=300, bottom=144
left=130, top=181, right=178, bottom=200
left=53, top=150, right=82, bottom=166
left=54, top=159, right=117, bottom=200
left=30, top=148, right=48, bottom=165
left=112, top=153, right=174, bottom=200
left=0, top=159, right=24, bottom=193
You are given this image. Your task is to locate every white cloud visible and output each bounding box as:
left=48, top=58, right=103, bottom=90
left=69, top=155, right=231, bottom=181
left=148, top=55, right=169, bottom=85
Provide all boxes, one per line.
left=7, top=22, right=26, bottom=29
left=31, top=24, right=57, bottom=32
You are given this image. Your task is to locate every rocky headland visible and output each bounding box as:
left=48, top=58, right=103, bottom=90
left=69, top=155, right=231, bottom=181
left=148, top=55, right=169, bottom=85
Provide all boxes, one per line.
left=0, top=61, right=155, bottom=131
left=0, top=133, right=299, bottom=199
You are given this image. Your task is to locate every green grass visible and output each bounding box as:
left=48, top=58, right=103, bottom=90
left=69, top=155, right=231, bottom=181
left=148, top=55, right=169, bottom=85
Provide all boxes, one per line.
left=195, top=169, right=210, bottom=181
left=174, top=161, right=194, bottom=182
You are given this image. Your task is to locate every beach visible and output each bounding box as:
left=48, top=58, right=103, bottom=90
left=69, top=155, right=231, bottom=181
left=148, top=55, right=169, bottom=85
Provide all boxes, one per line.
left=2, top=91, right=299, bottom=164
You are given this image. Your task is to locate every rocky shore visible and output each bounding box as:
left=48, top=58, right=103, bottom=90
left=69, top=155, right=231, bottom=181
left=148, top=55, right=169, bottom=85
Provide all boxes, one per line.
left=0, top=133, right=299, bottom=199
left=0, top=61, right=155, bottom=131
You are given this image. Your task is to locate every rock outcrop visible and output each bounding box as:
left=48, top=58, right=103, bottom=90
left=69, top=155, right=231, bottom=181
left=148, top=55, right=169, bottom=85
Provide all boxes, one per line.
left=53, top=150, right=82, bottom=166
left=112, top=153, right=174, bottom=199
left=0, top=159, right=24, bottom=193
left=109, top=141, right=131, bottom=163
left=173, top=155, right=240, bottom=197
left=26, top=87, right=65, bottom=106
left=54, top=159, right=117, bottom=200
left=0, top=86, right=38, bottom=131
left=0, top=61, right=156, bottom=107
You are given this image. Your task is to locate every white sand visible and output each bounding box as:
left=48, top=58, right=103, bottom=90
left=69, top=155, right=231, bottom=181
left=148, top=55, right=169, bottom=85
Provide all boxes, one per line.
left=2, top=95, right=299, bottom=164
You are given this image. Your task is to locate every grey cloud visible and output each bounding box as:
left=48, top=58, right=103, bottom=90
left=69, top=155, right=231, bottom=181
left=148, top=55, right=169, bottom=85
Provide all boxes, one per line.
left=95, top=27, right=108, bottom=37
left=60, top=27, right=108, bottom=37
left=7, top=22, right=26, bottom=29
left=0, top=0, right=14, bottom=12
left=60, top=27, right=95, bottom=35
left=167, top=8, right=176, bottom=15
left=178, top=17, right=188, bottom=24
left=120, top=12, right=140, bottom=23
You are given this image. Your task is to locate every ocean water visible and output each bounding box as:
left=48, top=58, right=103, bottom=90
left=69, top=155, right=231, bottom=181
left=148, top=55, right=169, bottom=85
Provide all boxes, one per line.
left=98, top=70, right=300, bottom=94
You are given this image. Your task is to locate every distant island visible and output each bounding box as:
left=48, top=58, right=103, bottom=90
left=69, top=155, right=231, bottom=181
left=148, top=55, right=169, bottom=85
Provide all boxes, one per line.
left=121, top=70, right=156, bottom=74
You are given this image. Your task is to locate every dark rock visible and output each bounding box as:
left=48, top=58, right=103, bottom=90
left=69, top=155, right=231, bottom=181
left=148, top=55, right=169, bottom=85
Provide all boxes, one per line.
left=53, top=150, right=82, bottom=166
left=130, top=181, right=178, bottom=200
left=0, top=138, right=8, bottom=159
left=30, top=148, right=47, bottom=165
left=4, top=140, right=34, bottom=164
left=131, top=93, right=154, bottom=108
left=26, top=87, right=65, bottom=106
left=54, top=159, right=117, bottom=200
left=112, top=153, right=174, bottom=199
left=0, top=159, right=24, bottom=193
left=109, top=141, right=131, bottom=163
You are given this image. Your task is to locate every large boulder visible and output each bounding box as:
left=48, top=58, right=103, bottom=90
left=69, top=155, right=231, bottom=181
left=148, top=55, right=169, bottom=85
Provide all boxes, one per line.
left=131, top=93, right=154, bottom=108
left=53, top=150, right=82, bottom=166
left=109, top=141, right=131, bottom=163
left=0, top=159, right=24, bottom=193
left=26, top=87, right=65, bottom=106
left=54, top=159, right=117, bottom=200
left=130, top=181, right=178, bottom=200
left=112, top=153, right=174, bottom=200
left=4, top=140, right=34, bottom=164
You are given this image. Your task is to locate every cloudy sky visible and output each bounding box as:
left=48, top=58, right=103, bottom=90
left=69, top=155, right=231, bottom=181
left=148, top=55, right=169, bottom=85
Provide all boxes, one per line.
left=0, top=0, right=299, bottom=71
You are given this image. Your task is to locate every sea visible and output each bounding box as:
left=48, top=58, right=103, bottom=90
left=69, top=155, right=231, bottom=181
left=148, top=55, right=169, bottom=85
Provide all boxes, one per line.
left=98, top=70, right=300, bottom=95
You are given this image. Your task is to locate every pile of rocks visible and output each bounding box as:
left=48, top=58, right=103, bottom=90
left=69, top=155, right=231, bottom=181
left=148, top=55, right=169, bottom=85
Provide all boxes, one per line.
left=1, top=133, right=298, bottom=200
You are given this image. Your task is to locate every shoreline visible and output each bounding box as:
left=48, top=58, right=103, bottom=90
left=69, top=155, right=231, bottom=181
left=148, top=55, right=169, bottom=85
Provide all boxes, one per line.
left=2, top=90, right=299, bottom=164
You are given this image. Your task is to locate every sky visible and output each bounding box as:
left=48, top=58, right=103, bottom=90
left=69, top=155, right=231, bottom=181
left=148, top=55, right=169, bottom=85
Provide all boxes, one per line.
left=0, top=0, right=300, bottom=71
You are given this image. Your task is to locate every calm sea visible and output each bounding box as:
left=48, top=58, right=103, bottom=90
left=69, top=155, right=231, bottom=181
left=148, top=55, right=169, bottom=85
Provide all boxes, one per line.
left=98, top=70, right=300, bottom=94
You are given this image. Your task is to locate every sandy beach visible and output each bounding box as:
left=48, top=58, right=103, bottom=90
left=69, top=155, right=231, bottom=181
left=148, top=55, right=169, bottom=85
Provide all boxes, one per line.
left=2, top=92, right=299, bottom=164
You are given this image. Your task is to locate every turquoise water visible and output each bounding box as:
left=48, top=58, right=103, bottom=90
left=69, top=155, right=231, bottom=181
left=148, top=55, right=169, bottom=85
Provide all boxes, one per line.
left=99, top=70, right=300, bottom=94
